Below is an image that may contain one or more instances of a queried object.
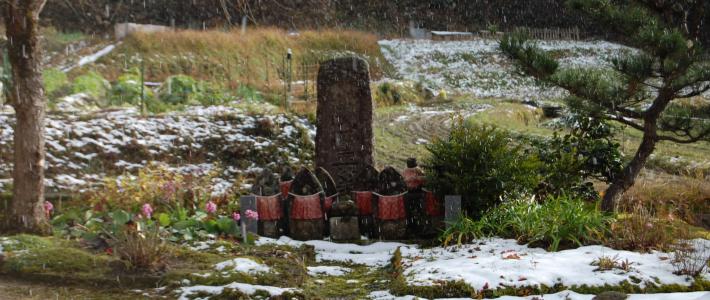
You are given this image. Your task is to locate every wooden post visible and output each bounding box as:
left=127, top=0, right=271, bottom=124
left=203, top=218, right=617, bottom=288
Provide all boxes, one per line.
left=140, top=57, right=146, bottom=116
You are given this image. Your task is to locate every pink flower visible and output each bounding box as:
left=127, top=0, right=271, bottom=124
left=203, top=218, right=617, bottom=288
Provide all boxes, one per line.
left=205, top=201, right=217, bottom=214
left=245, top=209, right=259, bottom=220
left=142, top=203, right=154, bottom=219
left=644, top=222, right=654, bottom=229
left=43, top=201, right=54, bottom=218
left=232, top=212, right=241, bottom=222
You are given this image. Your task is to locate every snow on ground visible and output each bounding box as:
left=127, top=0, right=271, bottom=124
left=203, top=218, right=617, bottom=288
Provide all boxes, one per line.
left=368, top=290, right=710, bottom=300
left=256, top=236, right=414, bottom=266
left=402, top=238, right=710, bottom=290
left=379, top=39, right=634, bottom=100
left=214, top=258, right=270, bottom=275
left=307, top=265, right=352, bottom=276
left=175, top=282, right=298, bottom=300
left=0, top=104, right=315, bottom=194
left=62, top=44, right=116, bottom=72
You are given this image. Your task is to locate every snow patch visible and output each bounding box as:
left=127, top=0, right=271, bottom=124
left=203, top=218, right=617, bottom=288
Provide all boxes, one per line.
left=214, top=258, right=270, bottom=275
left=368, top=290, right=710, bottom=300
left=176, top=282, right=297, bottom=300
left=256, top=236, right=414, bottom=266
left=307, top=266, right=352, bottom=277
left=402, top=238, right=710, bottom=290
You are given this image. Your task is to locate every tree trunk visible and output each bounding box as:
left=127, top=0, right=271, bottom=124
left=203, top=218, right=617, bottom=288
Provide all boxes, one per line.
left=601, top=90, right=672, bottom=212
left=601, top=132, right=657, bottom=212
left=2, top=0, right=50, bottom=234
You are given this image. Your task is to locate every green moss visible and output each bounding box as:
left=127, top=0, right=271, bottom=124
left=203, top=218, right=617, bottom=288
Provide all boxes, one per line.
left=43, top=68, right=69, bottom=98
left=72, top=71, right=110, bottom=101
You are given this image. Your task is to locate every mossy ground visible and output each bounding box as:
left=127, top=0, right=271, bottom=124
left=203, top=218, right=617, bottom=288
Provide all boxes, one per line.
left=1, top=233, right=709, bottom=299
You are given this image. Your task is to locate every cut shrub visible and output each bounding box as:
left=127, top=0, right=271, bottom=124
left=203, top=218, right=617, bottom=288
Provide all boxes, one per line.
left=425, top=118, right=540, bottom=218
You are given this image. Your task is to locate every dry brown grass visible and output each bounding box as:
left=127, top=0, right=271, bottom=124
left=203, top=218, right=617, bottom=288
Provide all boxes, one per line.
left=98, top=27, right=386, bottom=96
left=620, top=171, right=710, bottom=226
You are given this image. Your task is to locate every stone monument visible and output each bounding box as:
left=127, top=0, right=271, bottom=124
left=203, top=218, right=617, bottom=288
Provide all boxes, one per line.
left=315, top=56, right=374, bottom=194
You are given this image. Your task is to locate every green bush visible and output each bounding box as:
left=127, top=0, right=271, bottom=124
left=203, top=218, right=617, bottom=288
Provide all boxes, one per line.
left=159, top=75, right=198, bottom=105
left=72, top=71, right=110, bottom=103
left=43, top=68, right=69, bottom=99
left=110, top=70, right=154, bottom=107
left=425, top=118, right=540, bottom=218
left=529, top=115, right=622, bottom=200
left=442, top=194, right=613, bottom=251
left=236, top=84, right=262, bottom=102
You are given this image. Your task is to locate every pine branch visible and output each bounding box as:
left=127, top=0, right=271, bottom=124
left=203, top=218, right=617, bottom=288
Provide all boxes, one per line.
left=609, top=115, right=644, bottom=132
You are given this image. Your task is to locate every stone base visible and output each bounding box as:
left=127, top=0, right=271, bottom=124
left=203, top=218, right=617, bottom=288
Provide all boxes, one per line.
left=359, top=215, right=375, bottom=238
left=377, top=220, right=407, bottom=240
left=329, top=216, right=360, bottom=241
left=290, top=219, right=324, bottom=241
left=416, top=216, right=444, bottom=239
left=258, top=220, right=281, bottom=238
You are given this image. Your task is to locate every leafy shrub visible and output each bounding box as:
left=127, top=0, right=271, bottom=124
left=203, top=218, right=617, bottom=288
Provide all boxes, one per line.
left=529, top=115, right=622, bottom=200
left=43, top=68, right=69, bottom=99
left=236, top=84, right=262, bottom=102
left=110, top=69, right=154, bottom=107
left=442, top=194, right=613, bottom=251
left=159, top=75, right=198, bottom=105
left=375, top=82, right=402, bottom=105
left=425, top=118, right=540, bottom=218
left=72, top=71, right=110, bottom=103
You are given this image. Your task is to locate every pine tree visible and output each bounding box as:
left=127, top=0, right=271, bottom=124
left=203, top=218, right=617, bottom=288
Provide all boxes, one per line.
left=500, top=0, right=710, bottom=212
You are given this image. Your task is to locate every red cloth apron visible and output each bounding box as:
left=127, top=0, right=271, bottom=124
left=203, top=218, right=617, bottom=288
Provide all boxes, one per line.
left=290, top=193, right=323, bottom=220
left=376, top=193, right=406, bottom=220
left=353, top=191, right=373, bottom=216
left=256, top=195, right=283, bottom=221
left=425, top=191, right=444, bottom=217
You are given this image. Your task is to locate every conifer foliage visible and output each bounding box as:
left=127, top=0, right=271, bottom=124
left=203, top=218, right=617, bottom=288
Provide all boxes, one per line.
left=501, top=0, right=710, bottom=212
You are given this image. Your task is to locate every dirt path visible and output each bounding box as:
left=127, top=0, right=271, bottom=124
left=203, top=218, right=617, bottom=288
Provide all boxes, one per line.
left=0, top=277, right=137, bottom=300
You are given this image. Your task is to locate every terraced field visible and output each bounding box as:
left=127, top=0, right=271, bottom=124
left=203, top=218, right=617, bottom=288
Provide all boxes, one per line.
left=373, top=100, right=491, bottom=168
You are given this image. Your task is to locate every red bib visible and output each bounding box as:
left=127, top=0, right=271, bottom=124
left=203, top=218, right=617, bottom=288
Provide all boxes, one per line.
left=257, top=195, right=283, bottom=221
left=290, top=194, right=323, bottom=220
left=377, top=194, right=406, bottom=220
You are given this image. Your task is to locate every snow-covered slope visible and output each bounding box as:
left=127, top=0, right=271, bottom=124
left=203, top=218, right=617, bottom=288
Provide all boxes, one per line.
left=379, top=39, right=634, bottom=101
left=0, top=104, right=315, bottom=194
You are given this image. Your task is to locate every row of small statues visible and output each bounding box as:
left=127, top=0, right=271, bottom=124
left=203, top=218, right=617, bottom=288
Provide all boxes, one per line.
left=249, top=158, right=444, bottom=241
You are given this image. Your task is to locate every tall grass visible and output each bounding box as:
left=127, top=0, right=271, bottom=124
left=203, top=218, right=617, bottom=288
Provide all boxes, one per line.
left=442, top=195, right=613, bottom=251
left=100, top=28, right=387, bottom=97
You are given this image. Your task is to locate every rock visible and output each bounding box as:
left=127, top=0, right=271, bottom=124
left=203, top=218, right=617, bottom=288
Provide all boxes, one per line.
left=289, top=167, right=323, bottom=196
left=329, top=200, right=359, bottom=217
left=352, top=164, right=379, bottom=191
left=251, top=168, right=280, bottom=196
left=316, top=56, right=374, bottom=194
left=329, top=216, right=360, bottom=241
